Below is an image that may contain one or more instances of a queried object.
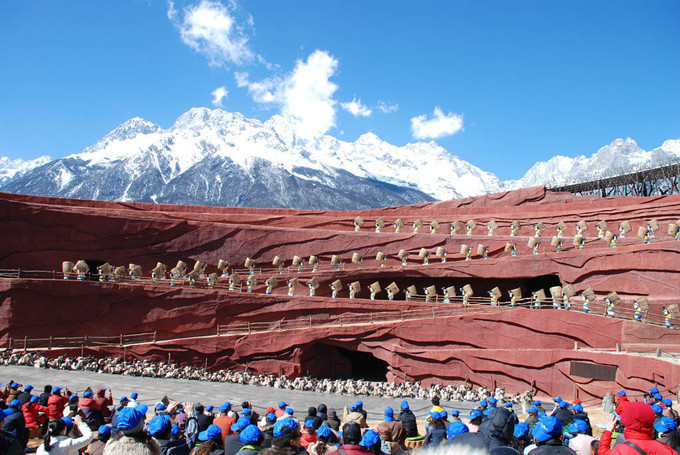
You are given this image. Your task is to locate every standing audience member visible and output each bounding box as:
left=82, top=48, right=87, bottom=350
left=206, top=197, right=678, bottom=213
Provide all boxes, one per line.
left=37, top=416, right=93, bottom=455
left=598, top=402, right=676, bottom=455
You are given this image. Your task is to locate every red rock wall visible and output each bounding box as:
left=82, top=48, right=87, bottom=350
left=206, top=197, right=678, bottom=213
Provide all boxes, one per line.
left=2, top=188, right=680, bottom=399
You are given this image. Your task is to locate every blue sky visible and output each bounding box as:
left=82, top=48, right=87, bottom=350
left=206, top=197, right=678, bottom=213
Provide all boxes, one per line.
left=0, top=0, right=678, bottom=180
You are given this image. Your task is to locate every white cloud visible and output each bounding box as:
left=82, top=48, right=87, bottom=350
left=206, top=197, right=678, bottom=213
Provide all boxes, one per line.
left=236, top=50, right=339, bottom=138
left=341, top=97, right=372, bottom=117
left=376, top=100, right=398, bottom=114
left=410, top=107, right=464, bottom=140
left=211, top=86, right=228, bottom=106
left=169, top=0, right=253, bottom=66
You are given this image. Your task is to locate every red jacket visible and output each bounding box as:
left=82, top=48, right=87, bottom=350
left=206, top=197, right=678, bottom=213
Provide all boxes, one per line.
left=78, top=397, right=101, bottom=411
left=338, top=444, right=374, bottom=455
left=599, top=402, right=676, bottom=455
left=615, top=396, right=629, bottom=416
left=47, top=394, right=67, bottom=420
left=22, top=402, right=49, bottom=428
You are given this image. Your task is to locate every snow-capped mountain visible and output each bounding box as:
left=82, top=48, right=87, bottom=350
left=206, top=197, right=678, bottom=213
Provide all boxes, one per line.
left=1, top=107, right=677, bottom=209
left=0, top=155, right=52, bottom=186
left=0, top=108, right=501, bottom=209
left=505, top=138, right=680, bottom=189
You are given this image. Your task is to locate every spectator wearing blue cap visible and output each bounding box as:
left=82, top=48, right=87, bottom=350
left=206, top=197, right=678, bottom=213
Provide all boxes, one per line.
left=6, top=382, right=21, bottom=403
left=275, top=401, right=289, bottom=419
left=3, top=399, right=28, bottom=449
left=88, top=425, right=112, bottom=455
left=22, top=395, right=49, bottom=434
left=213, top=402, right=237, bottom=441
left=354, top=401, right=367, bottom=421
left=615, top=391, right=629, bottom=417
left=660, top=399, right=678, bottom=421
left=569, top=404, right=592, bottom=436
left=377, top=407, right=406, bottom=450
left=225, top=416, right=251, bottom=455
left=554, top=401, right=574, bottom=428
left=359, top=429, right=381, bottom=455
left=242, top=402, right=259, bottom=425
left=149, top=414, right=191, bottom=455
left=37, top=415, right=93, bottom=455
left=510, top=421, right=532, bottom=454
left=79, top=390, right=104, bottom=428
left=307, top=425, right=336, bottom=455
left=271, top=418, right=303, bottom=455
left=301, top=419, right=318, bottom=450
left=526, top=406, right=540, bottom=429
left=533, top=400, right=546, bottom=413
left=468, top=410, right=484, bottom=433
left=655, top=417, right=679, bottom=451
left=424, top=411, right=447, bottom=447
left=446, top=421, right=470, bottom=442
left=17, top=384, right=34, bottom=404
left=196, top=424, right=225, bottom=455
left=238, top=425, right=263, bottom=455
left=304, top=407, right=322, bottom=430
left=260, top=412, right=278, bottom=449
left=47, top=386, right=67, bottom=421
left=567, top=420, right=595, bottom=455
left=530, top=416, right=575, bottom=455
left=397, top=400, right=419, bottom=439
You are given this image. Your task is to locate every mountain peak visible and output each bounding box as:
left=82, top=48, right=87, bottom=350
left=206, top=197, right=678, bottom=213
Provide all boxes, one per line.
left=171, top=107, right=253, bottom=131
left=106, top=117, right=163, bottom=141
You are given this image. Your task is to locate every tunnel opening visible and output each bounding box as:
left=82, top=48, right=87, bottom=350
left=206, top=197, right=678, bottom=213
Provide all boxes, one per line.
left=299, top=343, right=388, bottom=381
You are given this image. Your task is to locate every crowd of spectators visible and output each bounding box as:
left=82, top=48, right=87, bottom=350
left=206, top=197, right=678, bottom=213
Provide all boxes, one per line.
left=0, top=351, right=531, bottom=403
left=0, top=372, right=678, bottom=455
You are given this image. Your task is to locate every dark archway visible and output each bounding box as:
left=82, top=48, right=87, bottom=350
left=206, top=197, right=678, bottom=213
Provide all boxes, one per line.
left=299, top=343, right=388, bottom=381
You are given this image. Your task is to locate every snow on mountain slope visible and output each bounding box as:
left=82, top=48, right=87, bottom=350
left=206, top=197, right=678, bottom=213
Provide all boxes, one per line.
left=0, top=155, right=52, bottom=186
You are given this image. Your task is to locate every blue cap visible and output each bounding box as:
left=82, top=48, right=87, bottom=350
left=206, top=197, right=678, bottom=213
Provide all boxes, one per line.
left=199, top=424, right=222, bottom=441
left=655, top=417, right=678, bottom=434
left=527, top=406, right=538, bottom=413
left=429, top=411, right=439, bottom=420
left=559, top=401, right=569, bottom=409
left=570, top=404, right=583, bottom=413
left=384, top=407, right=394, bottom=421
left=206, top=406, right=214, bottom=412
left=478, top=400, right=488, bottom=407
left=532, top=416, right=562, bottom=442
left=304, top=419, right=315, bottom=428
left=171, top=424, right=180, bottom=437
left=652, top=404, right=663, bottom=414
left=220, top=402, right=232, bottom=412
left=617, top=390, right=626, bottom=396
left=83, top=391, right=93, bottom=398
left=231, top=416, right=251, bottom=432
left=533, top=400, right=541, bottom=406
left=356, top=400, right=363, bottom=407
left=439, top=410, right=448, bottom=420
left=505, top=401, right=513, bottom=408
left=447, top=421, right=470, bottom=439
left=654, top=393, right=663, bottom=400
left=242, top=408, right=252, bottom=416
left=149, top=415, right=171, bottom=437
left=568, top=420, right=588, bottom=434
left=662, top=399, right=673, bottom=407
left=489, top=398, right=498, bottom=405
left=483, top=407, right=493, bottom=415
left=401, top=400, right=409, bottom=411
left=116, top=405, right=148, bottom=434
left=360, top=430, right=380, bottom=448
left=131, top=392, right=139, bottom=400
left=156, top=404, right=167, bottom=412
left=470, top=410, right=482, bottom=419
left=285, top=407, right=294, bottom=415
left=278, top=401, right=288, bottom=409
left=53, top=387, right=61, bottom=393
left=9, top=399, right=21, bottom=408
left=317, top=425, right=332, bottom=439
left=240, top=425, right=262, bottom=444
left=30, top=396, right=39, bottom=403
left=451, top=409, right=460, bottom=417
left=514, top=422, right=530, bottom=438
left=10, top=382, right=19, bottom=388
left=69, top=394, right=78, bottom=402
left=61, top=416, right=73, bottom=429
left=649, top=387, right=660, bottom=393
left=266, top=412, right=276, bottom=422
left=274, top=418, right=299, bottom=437
left=24, top=385, right=33, bottom=392
left=553, top=396, right=562, bottom=402
left=98, top=425, right=112, bottom=437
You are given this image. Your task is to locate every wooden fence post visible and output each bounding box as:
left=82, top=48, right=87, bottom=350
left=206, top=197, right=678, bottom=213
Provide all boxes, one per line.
left=153, top=331, right=157, bottom=343
left=248, top=322, right=251, bottom=334
left=309, top=316, right=312, bottom=327
left=120, top=334, right=123, bottom=346
left=23, top=336, right=27, bottom=352
left=49, top=336, right=53, bottom=350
